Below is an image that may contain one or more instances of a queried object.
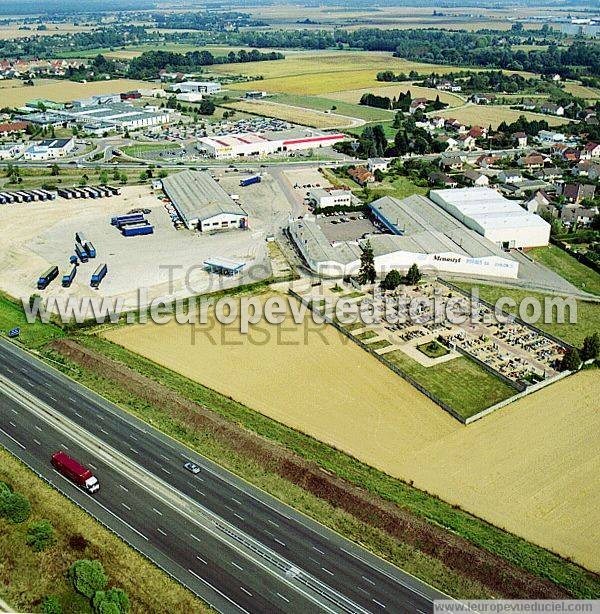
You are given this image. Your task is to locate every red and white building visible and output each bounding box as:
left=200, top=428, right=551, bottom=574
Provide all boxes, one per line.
left=197, top=131, right=346, bottom=159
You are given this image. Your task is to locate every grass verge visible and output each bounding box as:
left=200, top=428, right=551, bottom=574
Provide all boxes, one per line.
left=0, top=448, right=208, bottom=614
left=384, top=350, right=514, bottom=418
left=44, top=333, right=600, bottom=599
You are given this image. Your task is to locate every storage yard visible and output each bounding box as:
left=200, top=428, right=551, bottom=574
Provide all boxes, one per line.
left=103, top=293, right=600, bottom=573
left=0, top=182, right=276, bottom=310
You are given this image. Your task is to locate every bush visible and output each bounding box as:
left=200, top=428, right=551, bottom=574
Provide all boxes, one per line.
left=0, top=482, right=31, bottom=523
left=26, top=519, right=56, bottom=551
left=93, top=588, right=130, bottom=614
left=41, top=595, right=62, bottom=614
left=69, top=559, right=108, bottom=598
left=381, top=269, right=402, bottom=291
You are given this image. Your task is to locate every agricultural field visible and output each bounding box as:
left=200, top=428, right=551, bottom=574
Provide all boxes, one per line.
left=434, top=103, right=570, bottom=129
left=529, top=246, right=600, bottom=296
left=561, top=81, right=600, bottom=100
left=221, top=99, right=355, bottom=128
left=104, top=293, right=600, bottom=572
left=326, top=84, right=465, bottom=107
left=270, top=93, right=395, bottom=122
left=0, top=22, right=93, bottom=40
left=0, top=78, right=154, bottom=108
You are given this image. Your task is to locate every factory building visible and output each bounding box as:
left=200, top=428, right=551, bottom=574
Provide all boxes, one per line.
left=289, top=194, right=520, bottom=279
left=23, top=137, right=75, bottom=161
left=429, top=187, right=550, bottom=249
left=161, top=170, right=248, bottom=231
left=197, top=131, right=346, bottom=159
left=169, top=81, right=221, bottom=95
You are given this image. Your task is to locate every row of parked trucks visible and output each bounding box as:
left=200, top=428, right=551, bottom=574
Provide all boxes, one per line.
left=0, top=189, right=56, bottom=204
left=37, top=231, right=107, bottom=290
left=57, top=185, right=120, bottom=200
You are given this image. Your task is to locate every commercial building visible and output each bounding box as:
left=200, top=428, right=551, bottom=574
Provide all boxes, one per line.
left=169, top=81, right=221, bottom=95
left=307, top=188, right=352, bottom=209
left=290, top=194, right=519, bottom=279
left=0, top=142, right=24, bottom=160
left=429, top=187, right=550, bottom=249
left=176, top=92, right=203, bottom=103
left=197, top=130, right=346, bottom=159
left=23, top=137, right=75, bottom=161
left=52, top=103, right=171, bottom=132
left=161, top=170, right=248, bottom=231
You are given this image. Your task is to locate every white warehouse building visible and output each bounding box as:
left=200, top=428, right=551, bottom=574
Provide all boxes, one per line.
left=23, top=137, right=75, bottom=161
left=429, top=187, right=550, bottom=249
left=169, top=81, right=221, bottom=95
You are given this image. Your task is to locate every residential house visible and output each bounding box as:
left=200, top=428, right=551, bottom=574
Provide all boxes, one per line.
left=533, top=167, right=563, bottom=181
left=498, top=169, right=523, bottom=184
left=561, top=204, right=599, bottom=227
left=517, top=152, right=548, bottom=169
left=468, top=126, right=487, bottom=139
left=513, top=131, right=528, bottom=148
left=367, top=158, right=390, bottom=173
left=540, top=103, right=565, bottom=116
left=439, top=156, right=464, bottom=171
left=538, top=130, right=566, bottom=143
left=457, top=134, right=476, bottom=151
left=435, top=135, right=459, bottom=151
left=444, top=118, right=467, bottom=133
left=429, top=116, right=445, bottom=129
left=522, top=99, right=537, bottom=111
left=0, top=121, right=30, bottom=136
left=475, top=154, right=500, bottom=169
left=409, top=98, right=428, bottom=114
left=463, top=170, right=489, bottom=186
left=559, top=183, right=596, bottom=204
left=525, top=190, right=557, bottom=218
left=588, top=163, right=600, bottom=181
left=582, top=142, right=600, bottom=160
left=472, top=93, right=495, bottom=105
left=428, top=172, right=458, bottom=188
left=23, top=137, right=75, bottom=161
left=348, top=166, right=375, bottom=187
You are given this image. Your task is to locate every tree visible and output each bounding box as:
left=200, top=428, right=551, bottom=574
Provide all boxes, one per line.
left=69, top=560, right=108, bottom=598
left=381, top=269, right=402, bottom=291
left=50, top=164, right=60, bottom=176
left=26, top=519, right=56, bottom=551
left=405, top=263, right=422, bottom=285
left=0, top=482, right=30, bottom=523
left=41, top=596, right=62, bottom=614
left=139, top=170, right=149, bottom=181
left=560, top=347, right=581, bottom=372
left=357, top=240, right=376, bottom=285
left=581, top=333, right=600, bottom=361
left=99, top=171, right=109, bottom=184
left=92, top=588, right=130, bottom=614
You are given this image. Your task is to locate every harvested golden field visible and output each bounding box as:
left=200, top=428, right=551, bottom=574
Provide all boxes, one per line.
left=0, top=23, right=92, bottom=40
left=104, top=298, right=600, bottom=572
left=0, top=78, right=155, bottom=107
left=435, top=103, right=570, bottom=129
left=562, top=81, right=600, bottom=100
left=222, top=99, right=355, bottom=128
left=326, top=84, right=465, bottom=107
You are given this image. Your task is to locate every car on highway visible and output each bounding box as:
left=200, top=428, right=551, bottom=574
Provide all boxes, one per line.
left=184, top=461, right=201, bottom=474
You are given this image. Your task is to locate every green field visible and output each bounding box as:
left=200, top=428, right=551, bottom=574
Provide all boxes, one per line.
left=384, top=350, right=515, bottom=418
left=270, top=93, right=394, bottom=122
left=345, top=120, right=396, bottom=139
left=529, top=246, right=600, bottom=296
left=455, top=283, right=600, bottom=347
left=120, top=142, right=181, bottom=157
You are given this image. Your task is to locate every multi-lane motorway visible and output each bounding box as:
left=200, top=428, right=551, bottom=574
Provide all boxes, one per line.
left=0, top=338, right=445, bottom=613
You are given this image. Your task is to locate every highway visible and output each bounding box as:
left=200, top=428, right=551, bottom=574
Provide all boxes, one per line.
left=0, top=338, right=445, bottom=614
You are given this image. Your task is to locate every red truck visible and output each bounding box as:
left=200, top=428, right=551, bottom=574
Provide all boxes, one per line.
left=51, top=451, right=99, bottom=494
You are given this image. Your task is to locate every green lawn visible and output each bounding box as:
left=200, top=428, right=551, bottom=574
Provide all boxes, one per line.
left=529, top=245, right=600, bottom=296
left=455, top=282, right=600, bottom=348
left=120, top=142, right=181, bottom=157
left=417, top=340, right=450, bottom=359
left=384, top=350, right=515, bottom=419
left=355, top=330, right=378, bottom=341
left=365, top=339, right=392, bottom=350
left=271, top=93, right=394, bottom=122
left=345, top=120, right=396, bottom=139
left=0, top=292, right=64, bottom=349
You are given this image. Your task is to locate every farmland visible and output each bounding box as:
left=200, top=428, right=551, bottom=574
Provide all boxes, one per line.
left=103, top=293, right=600, bottom=572
left=326, top=84, right=465, bottom=107
left=221, top=99, right=355, bottom=128
left=0, top=78, right=155, bottom=108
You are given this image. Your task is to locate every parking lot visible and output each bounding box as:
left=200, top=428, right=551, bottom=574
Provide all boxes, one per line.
left=317, top=212, right=379, bottom=242
left=0, top=184, right=270, bottom=314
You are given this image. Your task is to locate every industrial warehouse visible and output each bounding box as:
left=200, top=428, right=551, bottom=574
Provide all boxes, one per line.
left=429, top=187, right=551, bottom=249
left=290, top=193, right=521, bottom=279
left=197, top=130, right=347, bottom=159
left=161, top=170, right=249, bottom=231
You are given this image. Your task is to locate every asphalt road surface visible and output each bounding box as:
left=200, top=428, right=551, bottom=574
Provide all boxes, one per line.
left=0, top=338, right=446, bottom=613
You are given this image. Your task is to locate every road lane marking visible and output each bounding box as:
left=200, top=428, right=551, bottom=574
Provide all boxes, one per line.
left=267, top=519, right=279, bottom=528
left=190, top=533, right=201, bottom=543
left=195, top=489, right=205, bottom=496
left=321, top=567, right=334, bottom=576
left=61, top=443, right=69, bottom=450
left=196, top=555, right=207, bottom=564
left=153, top=507, right=163, bottom=516
left=312, top=546, right=325, bottom=555
left=129, top=434, right=137, bottom=441
left=160, top=453, right=170, bottom=461
left=122, top=503, right=131, bottom=511
left=231, top=497, right=242, bottom=505
left=234, top=513, right=244, bottom=521
left=372, top=599, right=386, bottom=609
left=160, top=467, right=171, bottom=475
left=10, top=408, right=18, bottom=414
left=9, top=421, right=16, bottom=427
left=119, top=484, right=129, bottom=492
left=129, top=447, right=139, bottom=454
left=231, top=561, right=243, bottom=571
left=187, top=569, right=250, bottom=614
left=277, top=593, right=290, bottom=603
left=74, top=411, right=83, bottom=418
left=274, top=537, right=286, bottom=547
left=88, top=463, right=97, bottom=471
left=0, top=427, right=25, bottom=450
left=48, top=394, right=57, bottom=402
left=240, top=587, right=252, bottom=597
left=100, top=427, right=108, bottom=435
left=362, top=576, right=375, bottom=585
left=157, top=527, right=167, bottom=536
left=33, top=439, right=41, bottom=446
left=34, top=424, right=42, bottom=431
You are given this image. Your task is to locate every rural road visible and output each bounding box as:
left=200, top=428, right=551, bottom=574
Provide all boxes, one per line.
left=0, top=338, right=447, bottom=614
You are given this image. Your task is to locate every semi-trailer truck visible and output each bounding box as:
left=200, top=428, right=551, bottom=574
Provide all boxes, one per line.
left=111, top=213, right=144, bottom=227
left=122, top=222, right=154, bottom=237
left=51, top=451, right=99, bottom=493
left=239, top=174, right=261, bottom=187
left=37, top=265, right=59, bottom=290
left=75, top=243, right=88, bottom=263
left=90, top=263, right=108, bottom=288
left=62, top=264, right=77, bottom=287
left=75, top=232, right=96, bottom=258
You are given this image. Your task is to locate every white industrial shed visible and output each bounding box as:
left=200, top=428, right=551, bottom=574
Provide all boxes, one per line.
left=429, top=187, right=550, bottom=249
left=161, top=170, right=248, bottom=231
